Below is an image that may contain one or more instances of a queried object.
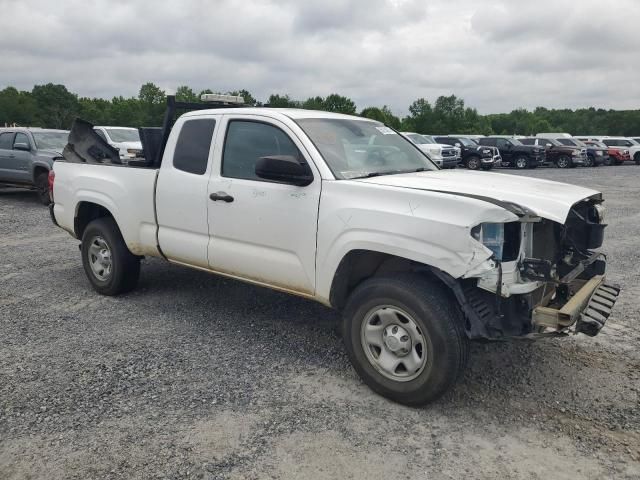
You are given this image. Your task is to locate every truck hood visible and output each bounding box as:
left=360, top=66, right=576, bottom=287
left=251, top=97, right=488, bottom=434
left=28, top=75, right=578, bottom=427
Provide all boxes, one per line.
left=354, top=170, right=600, bottom=223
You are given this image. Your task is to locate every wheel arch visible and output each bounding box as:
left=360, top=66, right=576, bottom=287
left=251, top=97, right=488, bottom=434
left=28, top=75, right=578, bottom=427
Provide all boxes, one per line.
left=74, top=201, right=117, bottom=239
left=328, top=249, right=457, bottom=312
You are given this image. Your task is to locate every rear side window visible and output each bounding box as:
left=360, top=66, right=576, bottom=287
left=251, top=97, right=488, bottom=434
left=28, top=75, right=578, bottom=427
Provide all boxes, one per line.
left=173, top=119, right=216, bottom=175
left=0, top=132, right=14, bottom=149
left=222, top=120, right=300, bottom=181
left=14, top=132, right=30, bottom=148
left=520, top=138, right=535, bottom=145
left=436, top=137, right=454, bottom=146
left=479, top=138, right=495, bottom=146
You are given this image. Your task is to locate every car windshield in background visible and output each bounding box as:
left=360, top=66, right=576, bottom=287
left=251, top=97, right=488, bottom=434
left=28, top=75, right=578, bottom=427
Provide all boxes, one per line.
left=509, top=138, right=524, bottom=146
left=457, top=137, right=476, bottom=147
left=32, top=131, right=69, bottom=151
left=296, top=119, right=437, bottom=179
left=406, top=133, right=435, bottom=145
left=106, top=128, right=140, bottom=143
left=558, top=138, right=585, bottom=147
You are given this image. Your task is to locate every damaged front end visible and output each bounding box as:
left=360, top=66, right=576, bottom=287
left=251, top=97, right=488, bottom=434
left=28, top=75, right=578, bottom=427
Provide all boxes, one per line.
left=447, top=196, right=620, bottom=340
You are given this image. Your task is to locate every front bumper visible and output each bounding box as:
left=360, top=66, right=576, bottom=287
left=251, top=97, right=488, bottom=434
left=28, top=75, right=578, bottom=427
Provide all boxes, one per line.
left=532, top=275, right=620, bottom=336
left=441, top=156, right=460, bottom=168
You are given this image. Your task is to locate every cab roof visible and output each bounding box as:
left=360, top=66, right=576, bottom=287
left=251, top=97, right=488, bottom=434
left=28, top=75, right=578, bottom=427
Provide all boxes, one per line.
left=182, top=107, right=379, bottom=122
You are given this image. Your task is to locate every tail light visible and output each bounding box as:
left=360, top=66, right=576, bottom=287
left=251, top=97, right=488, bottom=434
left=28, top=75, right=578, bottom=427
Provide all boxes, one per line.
left=48, top=170, right=55, bottom=202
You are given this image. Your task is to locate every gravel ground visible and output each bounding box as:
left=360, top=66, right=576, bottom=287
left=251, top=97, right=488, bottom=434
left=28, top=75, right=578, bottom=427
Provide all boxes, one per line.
left=1, top=165, right=639, bottom=479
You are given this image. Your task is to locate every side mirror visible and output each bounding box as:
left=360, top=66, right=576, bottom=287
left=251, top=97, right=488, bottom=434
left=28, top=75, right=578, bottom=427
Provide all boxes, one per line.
left=546, top=143, right=552, bottom=147
left=255, top=155, right=313, bottom=187
left=14, top=142, right=31, bottom=152
left=455, top=142, right=461, bottom=148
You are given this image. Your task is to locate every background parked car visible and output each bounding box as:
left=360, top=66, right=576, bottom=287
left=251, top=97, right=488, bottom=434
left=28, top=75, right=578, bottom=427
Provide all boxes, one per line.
left=0, top=127, right=68, bottom=204
left=477, top=136, right=545, bottom=169
left=433, top=135, right=500, bottom=170
left=520, top=137, right=586, bottom=168
left=545, top=135, right=608, bottom=167
left=93, top=126, right=143, bottom=163
left=580, top=139, right=629, bottom=165
left=401, top=132, right=460, bottom=168
left=577, top=137, right=640, bottom=165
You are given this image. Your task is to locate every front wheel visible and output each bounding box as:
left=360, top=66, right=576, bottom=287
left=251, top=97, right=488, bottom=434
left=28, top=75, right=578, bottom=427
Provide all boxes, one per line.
left=584, top=155, right=595, bottom=167
left=635, top=153, right=640, bottom=165
left=514, top=156, right=530, bottom=169
left=466, top=156, right=481, bottom=170
left=342, top=274, right=469, bottom=406
left=81, top=217, right=140, bottom=295
left=556, top=155, right=572, bottom=168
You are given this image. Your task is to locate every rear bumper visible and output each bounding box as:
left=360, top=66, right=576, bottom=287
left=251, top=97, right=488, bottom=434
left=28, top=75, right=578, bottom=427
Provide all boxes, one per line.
left=532, top=275, right=620, bottom=336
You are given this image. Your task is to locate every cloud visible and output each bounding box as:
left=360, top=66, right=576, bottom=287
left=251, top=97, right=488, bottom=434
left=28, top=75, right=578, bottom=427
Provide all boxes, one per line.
left=0, top=0, right=639, bottom=114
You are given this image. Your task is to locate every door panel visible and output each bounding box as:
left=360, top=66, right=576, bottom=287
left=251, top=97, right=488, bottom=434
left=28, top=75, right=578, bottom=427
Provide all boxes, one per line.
left=156, top=116, right=219, bottom=268
left=207, top=116, right=321, bottom=295
left=12, top=133, right=32, bottom=182
left=0, top=132, right=18, bottom=182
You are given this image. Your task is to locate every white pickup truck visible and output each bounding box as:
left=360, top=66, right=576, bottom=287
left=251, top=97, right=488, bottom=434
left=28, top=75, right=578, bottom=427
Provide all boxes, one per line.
left=49, top=96, right=619, bottom=405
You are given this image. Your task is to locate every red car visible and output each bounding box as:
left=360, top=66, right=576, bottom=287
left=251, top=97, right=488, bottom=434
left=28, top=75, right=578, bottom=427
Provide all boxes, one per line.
left=582, top=140, right=630, bottom=166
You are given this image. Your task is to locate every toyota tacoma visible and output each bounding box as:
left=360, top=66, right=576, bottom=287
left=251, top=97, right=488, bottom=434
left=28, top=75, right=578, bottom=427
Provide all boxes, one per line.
left=49, top=95, right=620, bottom=405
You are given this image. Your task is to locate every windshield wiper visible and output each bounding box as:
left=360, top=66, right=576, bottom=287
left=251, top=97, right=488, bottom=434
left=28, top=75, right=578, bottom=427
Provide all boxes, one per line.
left=349, top=167, right=427, bottom=180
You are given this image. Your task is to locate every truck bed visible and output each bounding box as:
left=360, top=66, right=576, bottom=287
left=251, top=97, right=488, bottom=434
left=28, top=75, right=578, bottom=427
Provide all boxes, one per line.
left=52, top=161, right=161, bottom=257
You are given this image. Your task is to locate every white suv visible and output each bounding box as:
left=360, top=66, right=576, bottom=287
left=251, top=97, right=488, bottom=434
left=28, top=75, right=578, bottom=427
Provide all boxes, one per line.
left=401, top=132, right=460, bottom=168
left=94, top=126, right=143, bottom=162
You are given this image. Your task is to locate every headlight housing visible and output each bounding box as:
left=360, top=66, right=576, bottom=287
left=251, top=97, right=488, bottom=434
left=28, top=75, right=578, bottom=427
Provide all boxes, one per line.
left=471, top=222, right=521, bottom=262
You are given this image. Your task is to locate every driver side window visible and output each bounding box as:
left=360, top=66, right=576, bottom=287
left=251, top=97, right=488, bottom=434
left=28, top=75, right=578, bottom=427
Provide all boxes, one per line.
left=496, top=139, right=510, bottom=148
left=222, top=120, right=301, bottom=181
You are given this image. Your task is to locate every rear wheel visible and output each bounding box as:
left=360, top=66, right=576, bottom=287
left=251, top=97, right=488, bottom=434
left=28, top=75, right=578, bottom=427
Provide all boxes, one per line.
left=635, top=153, right=640, bottom=165
left=603, top=156, right=613, bottom=166
left=342, top=274, right=469, bottom=406
left=35, top=172, right=51, bottom=205
left=81, top=217, right=140, bottom=295
left=514, top=156, right=530, bottom=169
left=466, top=156, right=481, bottom=170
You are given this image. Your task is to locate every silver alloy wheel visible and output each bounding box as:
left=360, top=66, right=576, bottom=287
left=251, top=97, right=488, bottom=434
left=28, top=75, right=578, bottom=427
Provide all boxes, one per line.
left=467, top=157, right=480, bottom=170
left=88, top=236, right=113, bottom=281
left=584, top=156, right=593, bottom=167
left=360, top=306, right=428, bottom=382
left=515, top=157, right=528, bottom=169
left=557, top=157, right=570, bottom=168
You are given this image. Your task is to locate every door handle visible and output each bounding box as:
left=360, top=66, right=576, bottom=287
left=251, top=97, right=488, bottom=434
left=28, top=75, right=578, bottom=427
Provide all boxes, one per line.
left=209, top=192, right=234, bottom=203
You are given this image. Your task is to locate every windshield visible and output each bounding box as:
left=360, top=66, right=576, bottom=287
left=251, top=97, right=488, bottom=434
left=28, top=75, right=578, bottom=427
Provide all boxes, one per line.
left=297, top=119, right=437, bottom=179
left=106, top=128, right=140, bottom=143
left=508, top=138, right=524, bottom=146
left=32, top=131, right=69, bottom=151
left=456, top=137, right=476, bottom=147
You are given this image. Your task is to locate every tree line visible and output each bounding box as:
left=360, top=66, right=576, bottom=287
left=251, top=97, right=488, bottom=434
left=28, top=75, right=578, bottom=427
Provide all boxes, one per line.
left=1, top=82, right=639, bottom=136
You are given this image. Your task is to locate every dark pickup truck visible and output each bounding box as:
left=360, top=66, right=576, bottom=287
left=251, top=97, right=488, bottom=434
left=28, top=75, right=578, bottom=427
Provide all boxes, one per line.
left=520, top=137, right=587, bottom=168
left=0, top=127, right=68, bottom=204
left=434, top=135, right=500, bottom=170
left=477, top=136, right=545, bottom=169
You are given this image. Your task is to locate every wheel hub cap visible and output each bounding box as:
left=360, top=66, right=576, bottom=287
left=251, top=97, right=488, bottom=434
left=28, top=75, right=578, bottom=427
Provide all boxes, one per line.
left=383, top=324, right=411, bottom=356
left=88, top=236, right=112, bottom=281
left=360, top=306, right=428, bottom=382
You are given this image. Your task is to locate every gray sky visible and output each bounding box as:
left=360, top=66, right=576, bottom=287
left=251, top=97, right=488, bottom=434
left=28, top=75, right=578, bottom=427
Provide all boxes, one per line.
left=1, top=0, right=639, bottom=115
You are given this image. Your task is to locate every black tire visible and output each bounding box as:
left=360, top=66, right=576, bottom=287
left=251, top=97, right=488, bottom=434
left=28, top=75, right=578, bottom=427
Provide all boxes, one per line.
left=466, top=156, right=481, bottom=170
left=603, top=156, right=613, bottom=166
left=81, top=217, right=140, bottom=295
left=342, top=273, right=469, bottom=406
left=556, top=155, right=572, bottom=169
left=634, top=153, right=640, bottom=165
left=584, top=155, right=595, bottom=168
left=514, top=155, right=530, bottom=169
left=35, top=172, right=51, bottom=205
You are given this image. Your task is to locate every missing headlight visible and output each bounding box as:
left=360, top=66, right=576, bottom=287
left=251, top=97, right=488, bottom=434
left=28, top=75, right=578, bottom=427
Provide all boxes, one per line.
left=471, top=222, right=521, bottom=262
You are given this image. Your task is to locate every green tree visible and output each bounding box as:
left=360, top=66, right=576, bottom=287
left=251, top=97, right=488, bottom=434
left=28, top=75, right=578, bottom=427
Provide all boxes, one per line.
left=323, top=94, right=356, bottom=114
left=175, top=85, right=199, bottom=103
left=138, top=82, right=166, bottom=126
left=31, top=83, right=79, bottom=129
left=302, top=96, right=325, bottom=110
left=267, top=94, right=300, bottom=108
left=360, top=106, right=401, bottom=129
left=0, top=87, right=38, bottom=126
